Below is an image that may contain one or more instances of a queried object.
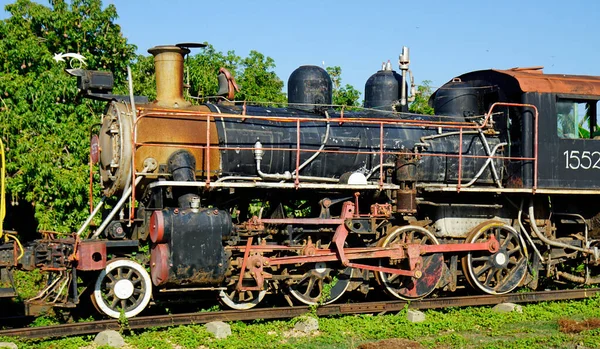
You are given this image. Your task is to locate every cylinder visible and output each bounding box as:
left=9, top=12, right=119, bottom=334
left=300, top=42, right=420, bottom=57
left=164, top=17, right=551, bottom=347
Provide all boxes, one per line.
left=148, top=45, right=191, bottom=108
left=149, top=208, right=232, bottom=287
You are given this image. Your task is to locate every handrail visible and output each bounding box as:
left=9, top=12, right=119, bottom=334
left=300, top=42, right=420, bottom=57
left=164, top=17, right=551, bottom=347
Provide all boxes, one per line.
left=486, top=102, right=539, bottom=191
left=456, top=102, right=538, bottom=192
left=126, top=102, right=540, bottom=222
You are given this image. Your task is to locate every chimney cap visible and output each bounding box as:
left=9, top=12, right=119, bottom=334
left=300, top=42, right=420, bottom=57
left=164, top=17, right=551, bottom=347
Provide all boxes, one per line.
left=148, top=45, right=190, bottom=56
left=176, top=42, right=207, bottom=49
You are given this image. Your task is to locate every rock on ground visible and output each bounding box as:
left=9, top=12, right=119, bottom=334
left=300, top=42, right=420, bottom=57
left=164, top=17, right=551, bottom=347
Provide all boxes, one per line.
left=205, top=321, right=232, bottom=339
left=294, top=316, right=319, bottom=333
left=407, top=309, right=426, bottom=323
left=94, top=330, right=125, bottom=348
left=0, top=342, right=18, bottom=349
left=492, top=302, right=523, bottom=313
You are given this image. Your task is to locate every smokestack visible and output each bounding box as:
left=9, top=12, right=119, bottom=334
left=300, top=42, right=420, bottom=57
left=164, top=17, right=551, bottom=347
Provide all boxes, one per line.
left=148, top=45, right=190, bottom=108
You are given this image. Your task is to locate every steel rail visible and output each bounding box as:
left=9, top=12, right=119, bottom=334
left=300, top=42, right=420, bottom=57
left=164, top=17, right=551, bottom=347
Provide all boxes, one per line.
left=1, top=288, right=598, bottom=339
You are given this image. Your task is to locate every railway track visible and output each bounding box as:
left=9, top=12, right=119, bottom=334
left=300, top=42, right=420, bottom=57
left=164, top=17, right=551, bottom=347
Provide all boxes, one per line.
left=1, top=288, right=598, bottom=339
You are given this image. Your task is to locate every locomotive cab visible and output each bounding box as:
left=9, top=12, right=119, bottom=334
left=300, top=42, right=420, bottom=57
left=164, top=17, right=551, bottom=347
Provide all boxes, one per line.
left=442, top=68, right=600, bottom=190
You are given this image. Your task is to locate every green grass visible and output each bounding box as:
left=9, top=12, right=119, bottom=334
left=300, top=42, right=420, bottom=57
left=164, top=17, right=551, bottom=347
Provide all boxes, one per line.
left=4, top=296, right=600, bottom=348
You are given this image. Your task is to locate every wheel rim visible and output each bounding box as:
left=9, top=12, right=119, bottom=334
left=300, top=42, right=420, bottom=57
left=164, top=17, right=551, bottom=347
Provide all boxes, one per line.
left=289, top=263, right=354, bottom=305
left=377, top=226, right=443, bottom=300
left=463, top=221, right=527, bottom=295
left=93, top=259, right=152, bottom=318
left=218, top=287, right=267, bottom=310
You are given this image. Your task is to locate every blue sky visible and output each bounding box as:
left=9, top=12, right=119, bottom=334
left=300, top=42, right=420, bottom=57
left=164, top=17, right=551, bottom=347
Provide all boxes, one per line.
left=2, top=0, right=600, bottom=94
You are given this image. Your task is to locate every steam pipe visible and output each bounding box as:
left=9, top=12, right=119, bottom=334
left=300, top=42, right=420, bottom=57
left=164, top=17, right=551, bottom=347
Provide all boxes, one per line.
left=477, top=129, right=502, bottom=187
left=76, top=196, right=107, bottom=236
left=461, top=142, right=506, bottom=188
left=91, top=166, right=150, bottom=239
left=527, top=199, right=599, bottom=258
left=556, top=271, right=600, bottom=285
left=399, top=46, right=410, bottom=107
left=365, top=163, right=395, bottom=180
left=292, top=110, right=331, bottom=175
left=407, top=70, right=416, bottom=103
left=254, top=140, right=338, bottom=183
left=518, top=199, right=544, bottom=262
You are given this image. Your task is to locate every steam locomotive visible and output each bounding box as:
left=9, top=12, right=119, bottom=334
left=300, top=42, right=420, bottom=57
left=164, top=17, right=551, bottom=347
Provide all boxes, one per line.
left=2, top=43, right=600, bottom=319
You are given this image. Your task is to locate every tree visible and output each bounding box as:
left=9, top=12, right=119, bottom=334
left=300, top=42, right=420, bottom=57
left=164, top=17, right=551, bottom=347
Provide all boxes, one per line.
left=131, top=46, right=286, bottom=104
left=0, top=0, right=289, bottom=232
left=409, top=80, right=435, bottom=115
left=184, top=45, right=239, bottom=99
left=326, top=66, right=360, bottom=107
left=127, top=54, right=156, bottom=100
left=0, top=0, right=135, bottom=232
left=236, top=51, right=285, bottom=103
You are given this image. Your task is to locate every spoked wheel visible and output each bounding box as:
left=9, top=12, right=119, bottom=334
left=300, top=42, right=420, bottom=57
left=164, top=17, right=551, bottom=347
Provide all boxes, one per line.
left=218, top=280, right=267, bottom=310
left=376, top=226, right=444, bottom=300
left=289, top=262, right=354, bottom=305
left=462, top=221, right=527, bottom=295
left=93, top=259, right=153, bottom=319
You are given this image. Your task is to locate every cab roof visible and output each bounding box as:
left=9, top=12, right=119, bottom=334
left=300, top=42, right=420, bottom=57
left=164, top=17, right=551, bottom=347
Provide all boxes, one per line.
left=472, top=67, right=600, bottom=97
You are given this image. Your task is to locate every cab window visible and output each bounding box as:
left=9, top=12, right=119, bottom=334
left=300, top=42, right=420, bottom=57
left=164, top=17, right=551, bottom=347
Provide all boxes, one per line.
left=557, top=99, right=599, bottom=139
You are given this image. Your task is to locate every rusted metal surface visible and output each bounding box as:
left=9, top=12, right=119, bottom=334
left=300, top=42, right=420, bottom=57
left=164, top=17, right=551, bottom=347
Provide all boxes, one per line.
left=396, top=188, right=416, bottom=213
left=259, top=218, right=345, bottom=225
left=370, top=203, right=393, bottom=217
left=134, top=107, right=220, bottom=176
left=295, top=118, right=300, bottom=188
left=150, top=243, right=169, bottom=286
left=494, top=68, right=600, bottom=96
left=236, top=237, right=254, bottom=292
left=458, top=128, right=463, bottom=191
left=75, top=241, right=106, bottom=271
left=379, top=122, right=384, bottom=188
left=2, top=288, right=599, bottom=339
left=218, top=67, right=240, bottom=100
left=264, top=247, right=405, bottom=266
left=149, top=210, right=165, bottom=243
left=420, top=235, right=499, bottom=254
left=147, top=46, right=190, bottom=108
left=397, top=253, right=444, bottom=298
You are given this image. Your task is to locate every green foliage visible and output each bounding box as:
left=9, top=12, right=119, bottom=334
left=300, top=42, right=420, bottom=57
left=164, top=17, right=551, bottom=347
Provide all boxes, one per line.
left=0, top=0, right=135, bottom=232
left=131, top=44, right=285, bottom=104
left=409, top=80, right=435, bottom=115
left=326, top=66, right=360, bottom=108
left=29, top=314, right=61, bottom=327
left=127, top=54, right=156, bottom=100
left=199, top=304, right=221, bottom=312
left=119, top=308, right=131, bottom=334
left=13, top=268, right=44, bottom=299
left=236, top=51, right=286, bottom=103
left=10, top=298, right=600, bottom=348
left=0, top=1, right=287, bottom=233
left=320, top=276, right=338, bottom=305
left=183, top=44, right=239, bottom=99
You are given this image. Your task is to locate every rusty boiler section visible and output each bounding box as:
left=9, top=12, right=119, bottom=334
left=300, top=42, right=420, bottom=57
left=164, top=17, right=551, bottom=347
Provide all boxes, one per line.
left=98, top=45, right=221, bottom=196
